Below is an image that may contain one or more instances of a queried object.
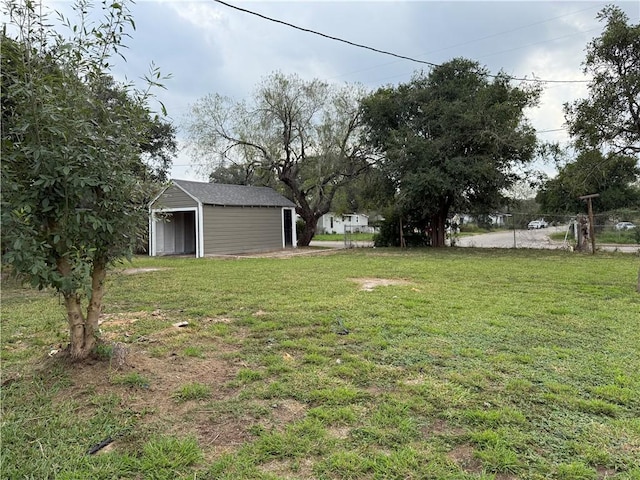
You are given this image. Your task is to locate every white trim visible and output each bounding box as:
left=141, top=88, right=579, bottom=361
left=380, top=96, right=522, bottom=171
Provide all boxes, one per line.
left=281, top=207, right=297, bottom=248
left=197, top=202, right=204, bottom=257
left=149, top=209, right=159, bottom=257
left=281, top=208, right=286, bottom=248
left=149, top=209, right=155, bottom=256
left=290, top=208, right=297, bottom=248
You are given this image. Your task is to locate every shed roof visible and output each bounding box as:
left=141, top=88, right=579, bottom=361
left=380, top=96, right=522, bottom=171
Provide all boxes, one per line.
left=172, top=179, right=296, bottom=208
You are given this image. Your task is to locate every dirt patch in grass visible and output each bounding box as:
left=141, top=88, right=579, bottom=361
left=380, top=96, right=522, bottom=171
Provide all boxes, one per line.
left=97, top=310, right=170, bottom=343
left=120, top=267, right=170, bottom=275
left=261, top=458, right=315, bottom=479
left=270, top=399, right=307, bottom=427
left=327, top=426, right=351, bottom=439
left=425, top=418, right=466, bottom=436
left=597, top=467, right=619, bottom=479
left=196, top=413, right=252, bottom=457
left=43, top=311, right=320, bottom=463
left=446, top=443, right=482, bottom=473
left=47, top=317, right=254, bottom=459
left=349, top=277, right=412, bottom=291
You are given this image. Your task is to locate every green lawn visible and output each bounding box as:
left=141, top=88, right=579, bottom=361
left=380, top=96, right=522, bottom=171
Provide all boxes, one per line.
left=313, top=232, right=375, bottom=242
left=550, top=229, right=639, bottom=245
left=2, top=249, right=640, bottom=479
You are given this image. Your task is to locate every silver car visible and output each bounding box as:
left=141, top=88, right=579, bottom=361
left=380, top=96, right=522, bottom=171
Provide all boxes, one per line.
left=528, top=219, right=548, bottom=229
left=615, top=221, right=636, bottom=230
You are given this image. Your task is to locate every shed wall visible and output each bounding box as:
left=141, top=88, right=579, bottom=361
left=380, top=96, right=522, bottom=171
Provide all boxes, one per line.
left=151, top=185, right=197, bottom=209
left=203, top=206, right=283, bottom=255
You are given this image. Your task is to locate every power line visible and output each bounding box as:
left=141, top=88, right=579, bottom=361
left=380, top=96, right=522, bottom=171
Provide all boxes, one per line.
left=329, top=5, right=601, bottom=82
left=537, top=128, right=567, bottom=133
left=212, top=0, right=590, bottom=85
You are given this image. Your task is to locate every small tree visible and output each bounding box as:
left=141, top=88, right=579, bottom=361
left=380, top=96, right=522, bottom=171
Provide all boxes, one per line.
left=1, top=0, right=168, bottom=360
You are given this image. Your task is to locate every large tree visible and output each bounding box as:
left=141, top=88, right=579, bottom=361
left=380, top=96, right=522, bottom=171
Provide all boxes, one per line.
left=361, top=58, right=540, bottom=246
left=565, top=5, right=640, bottom=156
left=185, top=73, right=373, bottom=246
left=1, top=0, right=170, bottom=360
left=537, top=150, right=640, bottom=213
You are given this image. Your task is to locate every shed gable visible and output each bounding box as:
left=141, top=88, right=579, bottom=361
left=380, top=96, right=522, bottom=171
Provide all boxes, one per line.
left=151, top=185, right=198, bottom=209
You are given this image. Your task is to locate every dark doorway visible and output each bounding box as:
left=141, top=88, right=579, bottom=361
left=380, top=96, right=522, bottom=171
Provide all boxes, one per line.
left=284, top=209, right=293, bottom=247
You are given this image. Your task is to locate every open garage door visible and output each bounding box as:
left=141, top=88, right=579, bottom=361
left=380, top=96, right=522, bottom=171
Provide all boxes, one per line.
left=153, top=211, right=196, bottom=256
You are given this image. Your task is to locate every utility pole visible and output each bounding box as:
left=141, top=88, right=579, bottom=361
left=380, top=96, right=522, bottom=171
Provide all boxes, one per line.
left=579, top=193, right=599, bottom=255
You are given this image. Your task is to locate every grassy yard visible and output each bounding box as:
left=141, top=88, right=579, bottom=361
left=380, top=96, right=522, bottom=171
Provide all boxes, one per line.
left=313, top=233, right=375, bottom=242
left=2, top=249, right=640, bottom=479
left=549, top=230, right=639, bottom=245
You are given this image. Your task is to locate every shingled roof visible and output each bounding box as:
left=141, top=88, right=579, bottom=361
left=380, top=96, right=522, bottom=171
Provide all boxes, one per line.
left=173, top=179, right=295, bottom=208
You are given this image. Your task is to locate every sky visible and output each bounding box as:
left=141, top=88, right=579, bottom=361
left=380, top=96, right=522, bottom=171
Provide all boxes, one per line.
left=15, top=1, right=640, bottom=181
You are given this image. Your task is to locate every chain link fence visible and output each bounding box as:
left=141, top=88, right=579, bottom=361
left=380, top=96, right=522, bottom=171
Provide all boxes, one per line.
left=452, top=210, right=640, bottom=251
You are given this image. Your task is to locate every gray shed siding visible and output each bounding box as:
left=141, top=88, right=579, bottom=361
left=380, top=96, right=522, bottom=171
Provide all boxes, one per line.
left=151, top=185, right=197, bottom=209
left=203, top=205, right=283, bottom=255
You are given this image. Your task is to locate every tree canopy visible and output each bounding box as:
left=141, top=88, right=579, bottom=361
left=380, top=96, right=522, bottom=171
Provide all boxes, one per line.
left=361, top=58, right=540, bottom=246
left=536, top=150, right=640, bottom=214
left=564, top=5, right=640, bottom=156
left=1, top=0, right=171, bottom=360
left=185, top=72, right=373, bottom=246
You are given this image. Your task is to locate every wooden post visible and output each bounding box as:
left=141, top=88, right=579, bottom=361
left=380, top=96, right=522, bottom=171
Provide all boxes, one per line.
left=579, top=194, right=599, bottom=255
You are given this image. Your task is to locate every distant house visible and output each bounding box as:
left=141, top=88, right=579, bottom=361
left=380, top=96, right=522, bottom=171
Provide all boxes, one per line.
left=317, top=213, right=372, bottom=234
left=149, top=179, right=296, bottom=257
left=459, top=213, right=509, bottom=227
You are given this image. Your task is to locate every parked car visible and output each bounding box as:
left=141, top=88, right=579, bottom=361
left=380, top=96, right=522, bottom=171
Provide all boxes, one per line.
left=527, top=219, right=548, bottom=229
left=615, top=221, right=636, bottom=230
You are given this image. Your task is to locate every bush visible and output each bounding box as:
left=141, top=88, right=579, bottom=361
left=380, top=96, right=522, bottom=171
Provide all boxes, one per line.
left=373, top=213, right=429, bottom=247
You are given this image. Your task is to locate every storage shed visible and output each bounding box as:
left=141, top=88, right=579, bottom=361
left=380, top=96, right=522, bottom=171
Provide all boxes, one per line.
left=149, top=179, right=297, bottom=257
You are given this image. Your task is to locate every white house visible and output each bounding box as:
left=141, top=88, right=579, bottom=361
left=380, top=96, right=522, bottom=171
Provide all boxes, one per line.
left=317, top=213, right=372, bottom=234
left=458, top=213, right=509, bottom=227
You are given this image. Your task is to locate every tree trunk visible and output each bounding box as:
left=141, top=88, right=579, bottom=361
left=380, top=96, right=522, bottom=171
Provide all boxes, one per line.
left=297, top=214, right=317, bottom=246
left=63, top=292, right=93, bottom=360
left=85, top=259, right=107, bottom=351
left=58, top=257, right=106, bottom=361
left=430, top=213, right=447, bottom=247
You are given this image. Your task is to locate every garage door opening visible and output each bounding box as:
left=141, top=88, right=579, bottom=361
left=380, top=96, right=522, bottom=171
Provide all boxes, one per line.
left=153, top=211, right=196, bottom=256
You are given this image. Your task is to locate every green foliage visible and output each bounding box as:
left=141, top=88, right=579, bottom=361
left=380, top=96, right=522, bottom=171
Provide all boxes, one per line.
left=361, top=58, right=540, bottom=246
left=537, top=150, right=640, bottom=213
left=1, top=0, right=172, bottom=358
left=2, top=2, right=148, bottom=288
left=565, top=5, right=640, bottom=156
left=373, top=209, right=430, bottom=247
